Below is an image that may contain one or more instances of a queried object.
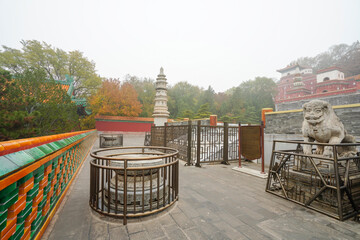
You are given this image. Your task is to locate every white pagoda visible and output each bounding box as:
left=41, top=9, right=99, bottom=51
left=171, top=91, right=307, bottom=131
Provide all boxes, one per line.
left=152, top=67, right=170, bottom=126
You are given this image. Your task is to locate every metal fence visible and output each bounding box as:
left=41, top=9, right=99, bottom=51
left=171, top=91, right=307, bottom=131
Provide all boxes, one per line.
left=266, top=140, right=360, bottom=220
left=150, top=121, right=244, bottom=166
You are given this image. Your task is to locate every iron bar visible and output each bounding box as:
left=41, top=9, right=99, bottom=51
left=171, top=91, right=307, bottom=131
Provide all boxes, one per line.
left=307, top=157, right=328, bottom=186
left=305, top=185, right=327, bottom=206
left=150, top=168, right=153, bottom=211
left=123, top=160, right=127, bottom=225
left=196, top=121, right=201, bottom=167
left=222, top=122, right=229, bottom=165
left=333, top=147, right=343, bottom=220
left=261, top=121, right=265, bottom=174
left=115, top=172, right=118, bottom=214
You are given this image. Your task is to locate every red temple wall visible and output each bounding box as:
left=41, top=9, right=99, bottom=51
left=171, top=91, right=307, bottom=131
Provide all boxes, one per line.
left=95, top=116, right=154, bottom=132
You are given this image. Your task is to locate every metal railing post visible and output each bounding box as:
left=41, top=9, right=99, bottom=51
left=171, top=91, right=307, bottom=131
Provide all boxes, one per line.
left=186, top=120, right=192, bottom=166
left=333, top=145, right=343, bottom=220
left=164, top=122, right=167, bottom=147
left=222, top=122, right=229, bottom=165
left=238, top=122, right=242, bottom=168
left=196, top=121, right=201, bottom=167
left=123, top=159, right=128, bottom=225
left=261, top=121, right=265, bottom=174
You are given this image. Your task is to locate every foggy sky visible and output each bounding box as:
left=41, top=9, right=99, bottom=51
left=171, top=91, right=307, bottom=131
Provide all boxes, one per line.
left=1, top=0, right=359, bottom=92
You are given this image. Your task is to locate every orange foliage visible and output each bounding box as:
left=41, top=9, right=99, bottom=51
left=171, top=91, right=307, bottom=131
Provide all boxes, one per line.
left=89, top=79, right=142, bottom=117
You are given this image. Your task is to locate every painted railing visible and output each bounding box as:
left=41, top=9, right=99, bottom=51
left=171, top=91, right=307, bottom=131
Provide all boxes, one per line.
left=0, top=130, right=97, bottom=240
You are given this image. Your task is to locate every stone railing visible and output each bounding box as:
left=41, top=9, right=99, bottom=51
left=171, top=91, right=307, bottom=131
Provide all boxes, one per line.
left=0, top=130, right=96, bottom=240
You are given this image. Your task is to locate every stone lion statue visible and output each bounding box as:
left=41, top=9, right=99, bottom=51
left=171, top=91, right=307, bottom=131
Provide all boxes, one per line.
left=302, top=100, right=357, bottom=157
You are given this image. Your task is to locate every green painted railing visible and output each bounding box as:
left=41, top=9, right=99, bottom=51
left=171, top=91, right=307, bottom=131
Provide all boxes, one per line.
left=0, top=130, right=96, bottom=240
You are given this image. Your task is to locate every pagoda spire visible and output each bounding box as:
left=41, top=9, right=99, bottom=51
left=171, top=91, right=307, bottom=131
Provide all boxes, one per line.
left=152, top=67, right=170, bottom=126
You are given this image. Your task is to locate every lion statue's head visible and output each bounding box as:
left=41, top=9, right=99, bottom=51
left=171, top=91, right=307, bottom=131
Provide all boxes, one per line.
left=301, top=100, right=357, bottom=157
left=302, top=100, right=332, bottom=126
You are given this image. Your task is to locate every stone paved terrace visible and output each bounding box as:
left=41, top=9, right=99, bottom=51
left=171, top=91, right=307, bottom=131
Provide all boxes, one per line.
left=43, top=133, right=360, bottom=240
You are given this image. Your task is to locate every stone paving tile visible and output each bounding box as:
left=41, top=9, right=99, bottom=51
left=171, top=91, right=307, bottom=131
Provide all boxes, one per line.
left=217, top=210, right=246, bottom=228
left=254, top=206, right=283, bottom=220
left=89, top=222, right=109, bottom=240
left=126, top=223, right=146, bottom=235
left=237, top=224, right=272, bottom=240
left=183, top=227, right=208, bottom=240
left=157, top=213, right=177, bottom=226
left=153, top=236, right=170, bottom=240
left=129, top=230, right=150, bottom=240
left=108, top=226, right=129, bottom=240
left=195, top=207, right=221, bottom=223
left=170, top=211, right=195, bottom=229
left=43, top=135, right=360, bottom=240
left=48, top=234, right=81, bottom=240
left=163, top=224, right=188, bottom=239
left=143, top=221, right=166, bottom=239
left=315, top=218, right=360, bottom=237
left=209, top=231, right=232, bottom=240
left=191, top=217, right=221, bottom=237
left=177, top=200, right=201, bottom=219
left=212, top=220, right=248, bottom=240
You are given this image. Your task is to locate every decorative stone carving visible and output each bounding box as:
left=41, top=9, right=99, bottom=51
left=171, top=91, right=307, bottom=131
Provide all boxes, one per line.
left=302, top=100, right=356, bottom=157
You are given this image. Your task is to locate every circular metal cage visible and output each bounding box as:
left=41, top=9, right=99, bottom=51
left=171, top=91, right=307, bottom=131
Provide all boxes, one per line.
left=89, top=146, right=179, bottom=225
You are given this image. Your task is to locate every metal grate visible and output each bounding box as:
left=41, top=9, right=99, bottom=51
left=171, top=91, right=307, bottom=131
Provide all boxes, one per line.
left=266, top=140, right=360, bottom=221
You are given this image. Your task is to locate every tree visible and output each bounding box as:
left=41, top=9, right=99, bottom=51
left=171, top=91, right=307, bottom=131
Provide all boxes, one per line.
left=291, top=41, right=360, bottom=75
left=199, top=86, right=216, bottom=113
left=0, top=68, right=79, bottom=140
left=194, top=103, right=212, bottom=119
left=219, top=77, right=276, bottom=123
left=118, top=83, right=143, bottom=116
left=214, top=92, right=228, bottom=117
left=0, top=68, right=13, bottom=100
left=167, top=82, right=201, bottom=118
left=124, top=75, right=156, bottom=117
left=180, top=109, right=195, bottom=119
left=0, top=40, right=102, bottom=98
left=88, top=79, right=142, bottom=117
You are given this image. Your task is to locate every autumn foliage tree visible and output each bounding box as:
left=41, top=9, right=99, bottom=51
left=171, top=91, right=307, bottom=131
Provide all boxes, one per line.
left=88, top=78, right=142, bottom=115
left=118, top=83, right=143, bottom=116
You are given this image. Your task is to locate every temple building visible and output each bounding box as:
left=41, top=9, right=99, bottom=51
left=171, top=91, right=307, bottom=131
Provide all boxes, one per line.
left=57, top=75, right=90, bottom=115
left=274, top=64, right=360, bottom=111
left=152, top=67, right=170, bottom=126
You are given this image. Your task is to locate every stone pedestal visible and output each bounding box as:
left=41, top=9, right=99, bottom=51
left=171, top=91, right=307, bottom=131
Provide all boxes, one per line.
left=154, top=117, right=168, bottom=127
left=104, top=154, right=169, bottom=212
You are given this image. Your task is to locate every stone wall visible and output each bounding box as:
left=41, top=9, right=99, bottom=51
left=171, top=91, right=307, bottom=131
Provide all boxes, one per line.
left=95, top=116, right=154, bottom=132
left=265, top=104, right=360, bottom=136
left=276, top=92, right=360, bottom=111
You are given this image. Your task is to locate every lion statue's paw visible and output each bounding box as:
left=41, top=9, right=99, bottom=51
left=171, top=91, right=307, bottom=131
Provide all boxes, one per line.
left=339, top=151, right=357, bottom=158
left=314, top=147, right=324, bottom=155
left=323, top=149, right=333, bottom=158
